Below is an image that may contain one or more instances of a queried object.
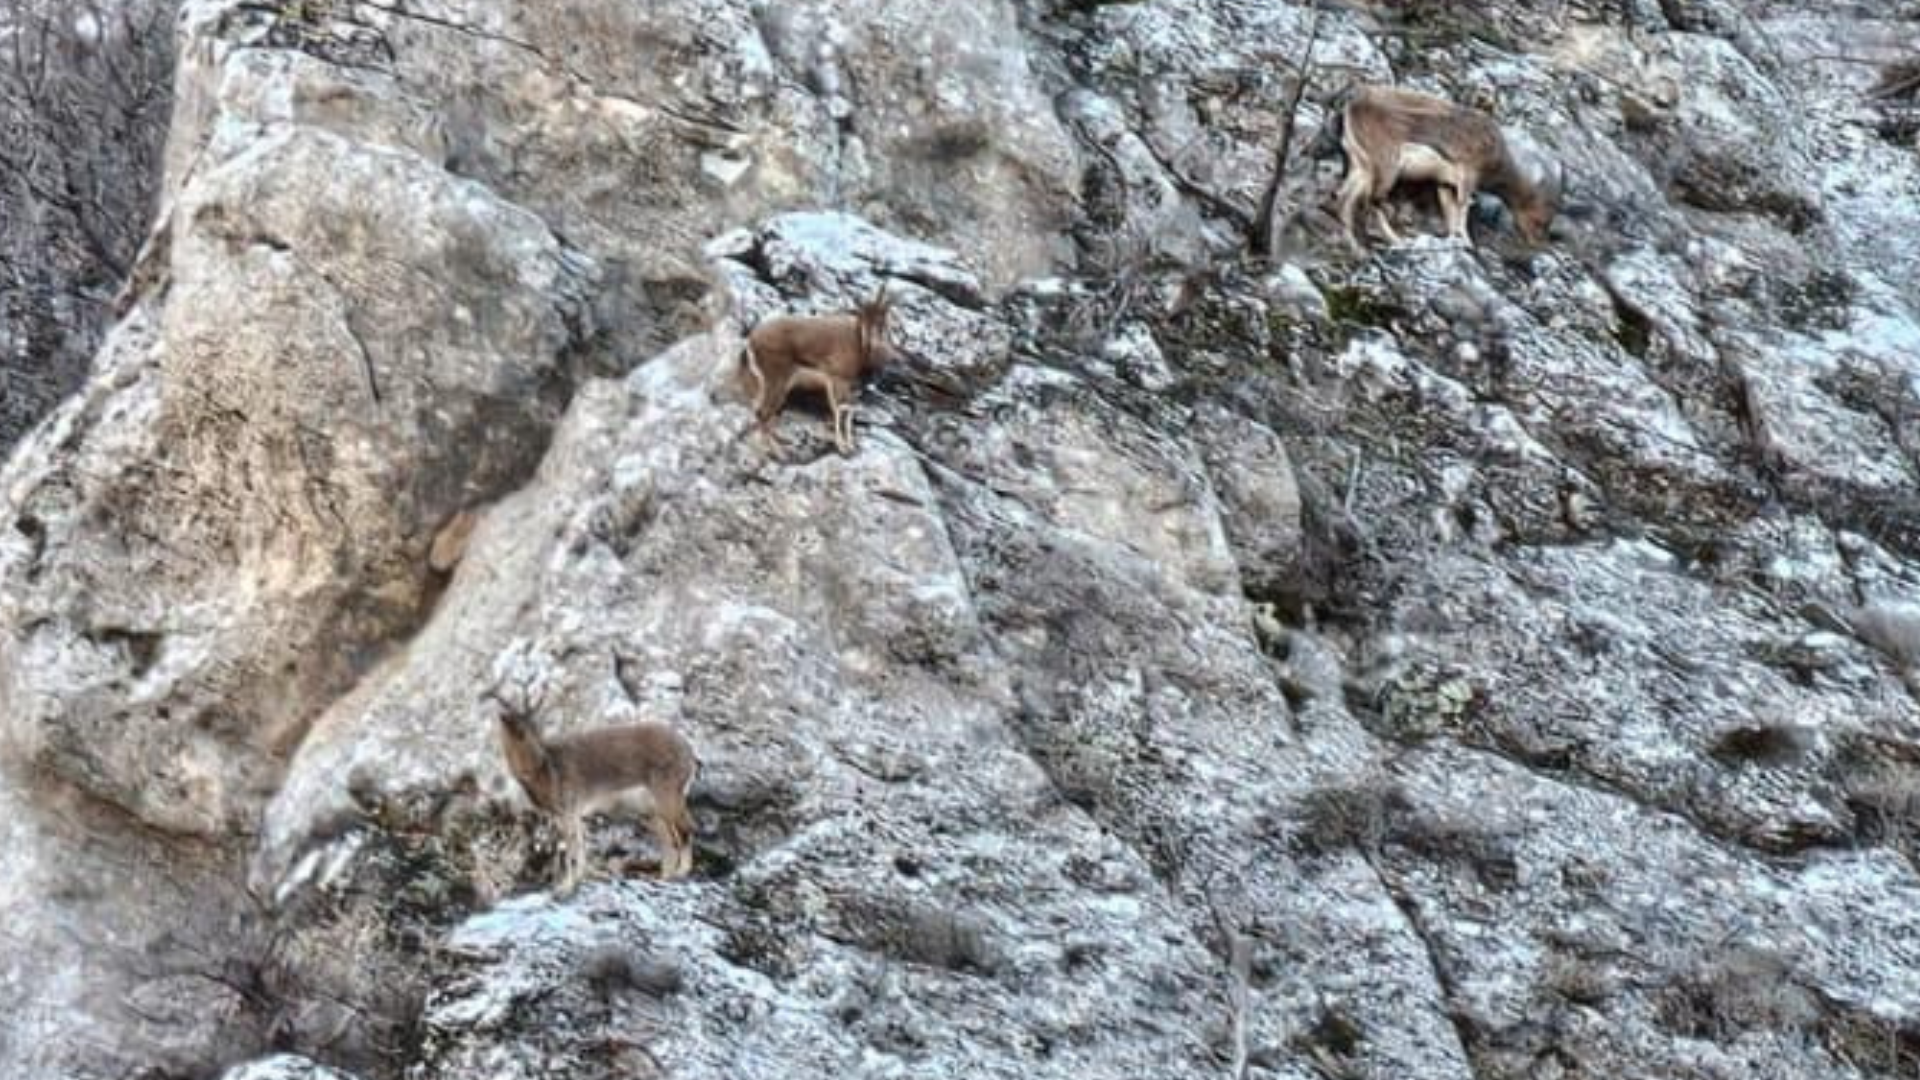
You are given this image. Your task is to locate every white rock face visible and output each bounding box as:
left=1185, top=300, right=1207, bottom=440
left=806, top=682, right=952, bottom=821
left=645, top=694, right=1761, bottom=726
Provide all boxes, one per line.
left=5, top=2, right=1920, bottom=1079
left=0, top=122, right=597, bottom=840
left=220, top=1055, right=362, bottom=1080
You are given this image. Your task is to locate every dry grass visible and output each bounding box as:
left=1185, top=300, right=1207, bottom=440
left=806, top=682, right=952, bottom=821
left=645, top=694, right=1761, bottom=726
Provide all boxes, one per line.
left=1868, top=59, right=1920, bottom=101
left=1540, top=953, right=1616, bottom=1008
left=1293, top=777, right=1517, bottom=888
left=1707, top=722, right=1813, bottom=768
left=1653, top=946, right=1821, bottom=1043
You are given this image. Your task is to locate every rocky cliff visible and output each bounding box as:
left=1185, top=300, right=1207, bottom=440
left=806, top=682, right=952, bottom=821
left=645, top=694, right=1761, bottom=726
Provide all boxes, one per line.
left=3, top=1, right=1920, bottom=1078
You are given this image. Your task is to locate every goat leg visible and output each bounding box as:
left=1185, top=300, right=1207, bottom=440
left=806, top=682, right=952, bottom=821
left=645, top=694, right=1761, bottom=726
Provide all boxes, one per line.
left=1368, top=165, right=1405, bottom=244
left=839, top=403, right=860, bottom=456
left=755, top=374, right=793, bottom=452
left=556, top=813, right=586, bottom=897
left=839, top=405, right=861, bottom=455
left=749, top=406, right=787, bottom=453
left=1337, top=170, right=1370, bottom=251
left=826, top=382, right=853, bottom=455
left=740, top=342, right=767, bottom=403
left=648, top=814, right=684, bottom=880
left=1372, top=207, right=1403, bottom=244
left=1439, top=184, right=1474, bottom=245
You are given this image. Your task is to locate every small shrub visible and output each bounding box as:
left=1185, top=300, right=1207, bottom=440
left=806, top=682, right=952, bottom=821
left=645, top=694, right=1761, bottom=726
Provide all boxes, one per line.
left=1320, top=283, right=1403, bottom=334
left=1707, top=723, right=1812, bottom=768
left=1293, top=778, right=1518, bottom=887
left=1824, top=1011, right=1920, bottom=1075
left=1293, top=780, right=1404, bottom=856
left=1776, top=269, right=1858, bottom=333
left=1541, top=953, right=1616, bottom=1007
left=1293, top=1002, right=1366, bottom=1074
left=1376, top=663, right=1485, bottom=744
left=1653, top=947, right=1821, bottom=1042
left=1839, top=745, right=1920, bottom=862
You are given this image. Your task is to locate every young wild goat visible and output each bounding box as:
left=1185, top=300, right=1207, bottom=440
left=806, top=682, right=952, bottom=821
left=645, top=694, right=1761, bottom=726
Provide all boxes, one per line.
left=738, top=282, right=895, bottom=454
left=1329, top=84, right=1563, bottom=250
left=487, top=682, right=698, bottom=895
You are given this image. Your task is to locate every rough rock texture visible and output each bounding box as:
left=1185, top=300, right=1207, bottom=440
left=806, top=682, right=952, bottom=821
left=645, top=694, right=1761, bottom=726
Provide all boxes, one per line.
left=220, top=1055, right=363, bottom=1080
left=4, top=1, right=1920, bottom=1078
left=1, top=124, right=598, bottom=839
left=0, top=0, right=178, bottom=454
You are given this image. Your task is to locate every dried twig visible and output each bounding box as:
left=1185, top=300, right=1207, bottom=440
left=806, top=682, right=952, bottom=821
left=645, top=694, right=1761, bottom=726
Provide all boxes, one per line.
left=1868, top=59, right=1920, bottom=101
left=1209, top=896, right=1254, bottom=1080
left=1251, top=0, right=1325, bottom=258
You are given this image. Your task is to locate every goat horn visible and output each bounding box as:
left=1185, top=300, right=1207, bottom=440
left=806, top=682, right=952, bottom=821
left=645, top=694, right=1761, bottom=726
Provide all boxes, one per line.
left=872, top=280, right=889, bottom=308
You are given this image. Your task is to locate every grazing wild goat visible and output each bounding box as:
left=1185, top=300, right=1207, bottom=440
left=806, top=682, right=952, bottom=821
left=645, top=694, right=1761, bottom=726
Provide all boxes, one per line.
left=487, top=681, right=698, bottom=895
left=1329, top=84, right=1563, bottom=249
left=738, top=283, right=895, bottom=454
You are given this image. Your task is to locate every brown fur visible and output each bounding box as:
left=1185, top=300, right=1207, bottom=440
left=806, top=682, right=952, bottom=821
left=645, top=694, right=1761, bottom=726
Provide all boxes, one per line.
left=493, top=702, right=698, bottom=894
left=738, top=284, right=895, bottom=454
left=428, top=509, right=480, bottom=573
left=1335, top=85, right=1561, bottom=249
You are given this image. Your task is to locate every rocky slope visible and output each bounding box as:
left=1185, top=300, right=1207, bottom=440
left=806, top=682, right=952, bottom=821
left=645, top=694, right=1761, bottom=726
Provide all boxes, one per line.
left=3, top=1, right=1920, bottom=1078
left=0, top=0, right=177, bottom=451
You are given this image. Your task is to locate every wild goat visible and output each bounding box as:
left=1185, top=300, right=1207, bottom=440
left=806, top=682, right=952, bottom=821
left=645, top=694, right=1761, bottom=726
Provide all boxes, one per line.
left=1329, top=84, right=1563, bottom=249
left=738, top=283, right=895, bottom=454
left=487, top=682, right=698, bottom=895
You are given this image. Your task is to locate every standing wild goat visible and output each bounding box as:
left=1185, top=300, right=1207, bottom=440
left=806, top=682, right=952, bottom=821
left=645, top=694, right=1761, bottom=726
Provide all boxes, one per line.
left=1329, top=84, right=1563, bottom=249
left=738, top=283, right=895, bottom=454
left=487, top=682, right=698, bottom=895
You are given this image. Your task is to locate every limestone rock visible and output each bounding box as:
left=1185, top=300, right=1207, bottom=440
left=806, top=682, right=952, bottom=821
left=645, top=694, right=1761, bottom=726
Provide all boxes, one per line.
left=220, top=1056, right=364, bottom=1080
left=0, top=123, right=597, bottom=839
left=3, top=2, right=1920, bottom=1079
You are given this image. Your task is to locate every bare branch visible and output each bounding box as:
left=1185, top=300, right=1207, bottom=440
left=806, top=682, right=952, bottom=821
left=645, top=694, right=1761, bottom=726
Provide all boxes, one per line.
left=1208, top=893, right=1254, bottom=1080
left=1250, top=0, right=1325, bottom=259
left=1, top=0, right=176, bottom=443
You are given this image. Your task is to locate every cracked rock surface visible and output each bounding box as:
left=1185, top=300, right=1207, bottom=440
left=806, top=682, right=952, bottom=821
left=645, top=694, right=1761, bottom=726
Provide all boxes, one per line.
left=3, top=1, right=1920, bottom=1078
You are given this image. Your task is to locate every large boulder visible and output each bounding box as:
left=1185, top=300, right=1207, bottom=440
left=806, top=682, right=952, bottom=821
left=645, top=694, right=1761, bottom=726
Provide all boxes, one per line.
left=4, top=2, right=1920, bottom=1079
left=0, top=124, right=597, bottom=838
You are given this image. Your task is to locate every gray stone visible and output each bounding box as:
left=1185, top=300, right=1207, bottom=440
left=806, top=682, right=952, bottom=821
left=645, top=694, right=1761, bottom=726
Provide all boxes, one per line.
left=221, top=1055, right=363, bottom=1080
left=3, top=2, right=1920, bottom=1079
